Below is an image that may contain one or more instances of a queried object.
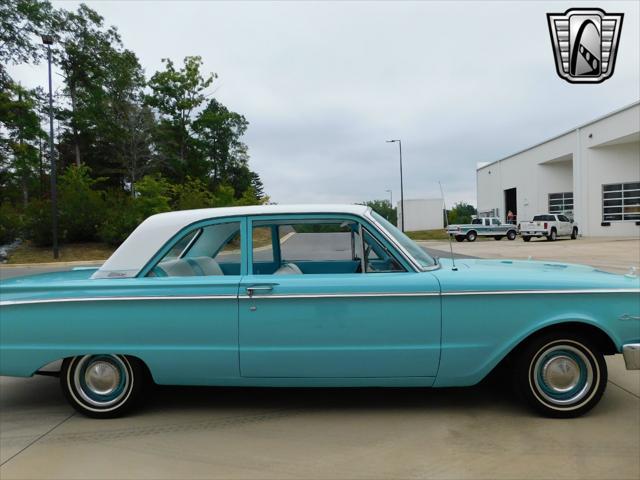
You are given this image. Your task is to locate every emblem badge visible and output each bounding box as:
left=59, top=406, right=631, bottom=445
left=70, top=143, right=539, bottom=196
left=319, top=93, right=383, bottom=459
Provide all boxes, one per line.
left=547, top=8, right=623, bottom=83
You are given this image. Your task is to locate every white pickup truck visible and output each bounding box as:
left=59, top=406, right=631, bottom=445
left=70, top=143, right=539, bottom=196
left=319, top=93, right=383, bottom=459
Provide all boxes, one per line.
left=519, top=214, right=578, bottom=242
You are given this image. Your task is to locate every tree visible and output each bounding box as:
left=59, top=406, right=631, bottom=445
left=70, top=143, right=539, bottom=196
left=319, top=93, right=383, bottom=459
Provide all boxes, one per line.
left=192, top=98, right=249, bottom=186
left=52, top=4, right=147, bottom=187
left=0, top=0, right=54, bottom=86
left=250, top=171, right=266, bottom=201
left=363, top=199, right=397, bottom=224
left=448, top=201, right=477, bottom=225
left=146, top=56, right=216, bottom=180
left=0, top=82, right=44, bottom=207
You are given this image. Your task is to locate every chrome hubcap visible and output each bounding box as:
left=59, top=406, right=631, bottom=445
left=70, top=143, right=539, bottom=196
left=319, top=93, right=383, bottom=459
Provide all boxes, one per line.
left=72, top=355, right=131, bottom=409
left=532, top=344, right=594, bottom=406
left=84, top=361, right=120, bottom=395
left=542, top=355, right=580, bottom=393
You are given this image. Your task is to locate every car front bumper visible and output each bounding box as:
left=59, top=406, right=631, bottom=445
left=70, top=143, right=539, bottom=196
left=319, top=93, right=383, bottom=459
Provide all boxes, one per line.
left=622, top=344, right=640, bottom=370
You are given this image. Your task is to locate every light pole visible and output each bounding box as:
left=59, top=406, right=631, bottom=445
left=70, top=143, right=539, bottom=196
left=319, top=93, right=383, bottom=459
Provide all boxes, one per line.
left=385, top=189, right=393, bottom=206
left=42, top=34, right=59, bottom=259
left=386, top=139, right=404, bottom=231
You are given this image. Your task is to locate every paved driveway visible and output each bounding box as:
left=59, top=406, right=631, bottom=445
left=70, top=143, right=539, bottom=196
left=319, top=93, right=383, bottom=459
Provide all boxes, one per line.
left=419, top=236, right=640, bottom=274
left=1, top=242, right=639, bottom=479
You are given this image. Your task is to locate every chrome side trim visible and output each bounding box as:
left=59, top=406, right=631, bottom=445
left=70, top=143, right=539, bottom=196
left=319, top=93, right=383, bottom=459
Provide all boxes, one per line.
left=441, top=288, right=640, bottom=296
left=239, top=292, right=440, bottom=300
left=0, top=295, right=235, bottom=307
left=2, top=288, right=637, bottom=306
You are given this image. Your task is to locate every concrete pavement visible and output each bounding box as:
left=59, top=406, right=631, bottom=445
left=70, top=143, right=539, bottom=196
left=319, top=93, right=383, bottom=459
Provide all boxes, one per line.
left=1, top=357, right=638, bottom=479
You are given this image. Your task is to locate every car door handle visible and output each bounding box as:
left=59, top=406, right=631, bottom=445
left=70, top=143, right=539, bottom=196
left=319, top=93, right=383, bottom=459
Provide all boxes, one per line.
left=246, top=285, right=274, bottom=297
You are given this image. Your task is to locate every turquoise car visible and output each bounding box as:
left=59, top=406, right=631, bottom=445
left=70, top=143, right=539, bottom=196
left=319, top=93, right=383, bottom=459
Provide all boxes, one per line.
left=1, top=205, right=638, bottom=418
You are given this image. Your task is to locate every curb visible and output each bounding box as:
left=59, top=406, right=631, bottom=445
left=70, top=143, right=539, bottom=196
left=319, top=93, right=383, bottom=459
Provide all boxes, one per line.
left=0, top=260, right=105, bottom=268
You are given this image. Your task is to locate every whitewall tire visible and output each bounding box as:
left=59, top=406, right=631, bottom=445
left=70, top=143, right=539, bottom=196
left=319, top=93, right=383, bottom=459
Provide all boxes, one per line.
left=514, top=334, right=607, bottom=418
left=61, top=355, right=146, bottom=418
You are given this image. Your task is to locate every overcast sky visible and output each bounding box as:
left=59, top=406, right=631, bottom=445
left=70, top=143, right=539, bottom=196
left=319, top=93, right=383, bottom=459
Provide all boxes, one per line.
left=10, top=0, right=640, bottom=206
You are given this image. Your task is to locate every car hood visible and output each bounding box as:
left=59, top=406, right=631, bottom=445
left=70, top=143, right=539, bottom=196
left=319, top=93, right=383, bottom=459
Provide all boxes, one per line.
left=435, top=257, right=639, bottom=292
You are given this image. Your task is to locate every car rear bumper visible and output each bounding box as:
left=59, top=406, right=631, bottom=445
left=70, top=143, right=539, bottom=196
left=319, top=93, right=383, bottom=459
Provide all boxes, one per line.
left=521, top=231, right=548, bottom=237
left=622, top=344, right=640, bottom=370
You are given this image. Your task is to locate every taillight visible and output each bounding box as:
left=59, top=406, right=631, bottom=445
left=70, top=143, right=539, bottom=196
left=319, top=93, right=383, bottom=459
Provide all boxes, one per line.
left=544, top=222, right=548, bottom=229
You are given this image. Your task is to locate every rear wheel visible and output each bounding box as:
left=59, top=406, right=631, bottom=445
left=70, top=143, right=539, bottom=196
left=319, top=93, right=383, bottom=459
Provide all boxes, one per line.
left=547, top=229, right=557, bottom=241
left=513, top=334, right=607, bottom=418
left=455, top=235, right=465, bottom=242
left=61, top=355, right=146, bottom=418
left=522, top=236, right=531, bottom=242
left=506, top=230, right=517, bottom=241
left=466, top=231, right=477, bottom=242
left=571, top=227, right=578, bottom=240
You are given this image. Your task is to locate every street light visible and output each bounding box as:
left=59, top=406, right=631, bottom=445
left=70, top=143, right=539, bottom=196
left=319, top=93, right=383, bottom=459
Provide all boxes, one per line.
left=386, top=139, right=405, bottom=231
left=42, top=34, right=59, bottom=259
left=385, top=189, right=393, bottom=206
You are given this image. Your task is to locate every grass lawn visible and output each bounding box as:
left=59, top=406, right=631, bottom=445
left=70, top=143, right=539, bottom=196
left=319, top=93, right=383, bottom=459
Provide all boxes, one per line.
left=405, top=229, right=450, bottom=241
left=7, top=242, right=115, bottom=264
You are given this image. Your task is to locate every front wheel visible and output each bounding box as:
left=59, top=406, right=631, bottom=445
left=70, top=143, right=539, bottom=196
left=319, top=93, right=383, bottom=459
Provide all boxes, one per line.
left=61, top=355, right=146, bottom=418
left=513, top=334, right=607, bottom=418
left=506, top=230, right=517, bottom=241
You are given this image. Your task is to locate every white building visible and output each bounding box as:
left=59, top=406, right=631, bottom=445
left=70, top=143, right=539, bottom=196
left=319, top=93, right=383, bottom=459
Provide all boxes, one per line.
left=477, top=102, right=640, bottom=237
left=397, top=198, right=444, bottom=232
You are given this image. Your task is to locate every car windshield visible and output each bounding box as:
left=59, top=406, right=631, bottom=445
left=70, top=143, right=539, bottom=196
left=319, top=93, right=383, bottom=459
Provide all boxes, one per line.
left=369, top=211, right=437, bottom=269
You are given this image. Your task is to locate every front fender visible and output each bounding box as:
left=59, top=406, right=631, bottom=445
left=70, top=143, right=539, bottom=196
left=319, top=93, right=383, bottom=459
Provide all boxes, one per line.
left=434, top=293, right=627, bottom=387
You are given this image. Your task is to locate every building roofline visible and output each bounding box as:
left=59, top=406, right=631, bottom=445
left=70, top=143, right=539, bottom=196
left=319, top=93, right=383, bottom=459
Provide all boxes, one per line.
left=477, top=100, right=640, bottom=171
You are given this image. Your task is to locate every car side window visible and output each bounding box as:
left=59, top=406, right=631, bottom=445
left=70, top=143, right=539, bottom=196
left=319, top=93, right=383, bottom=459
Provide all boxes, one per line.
left=251, top=218, right=405, bottom=275
left=362, top=228, right=405, bottom=273
left=491, top=218, right=500, bottom=225
left=149, top=221, right=242, bottom=277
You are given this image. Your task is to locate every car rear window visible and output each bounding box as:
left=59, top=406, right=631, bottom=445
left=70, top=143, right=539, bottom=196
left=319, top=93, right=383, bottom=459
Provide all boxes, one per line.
left=532, top=215, right=555, bottom=221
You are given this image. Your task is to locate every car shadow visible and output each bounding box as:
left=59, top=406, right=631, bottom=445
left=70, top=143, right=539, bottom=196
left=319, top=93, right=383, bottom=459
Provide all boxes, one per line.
left=1, top=370, right=530, bottom=418
left=143, top=370, right=526, bottom=416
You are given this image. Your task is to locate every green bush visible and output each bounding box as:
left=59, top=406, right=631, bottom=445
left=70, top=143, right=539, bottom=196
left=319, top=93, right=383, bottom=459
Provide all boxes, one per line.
left=99, top=174, right=174, bottom=246
left=0, top=202, right=24, bottom=244
left=172, top=177, right=216, bottom=210
left=135, top=174, right=172, bottom=219
left=98, top=194, right=140, bottom=246
left=59, top=165, right=107, bottom=242
left=23, top=199, right=55, bottom=246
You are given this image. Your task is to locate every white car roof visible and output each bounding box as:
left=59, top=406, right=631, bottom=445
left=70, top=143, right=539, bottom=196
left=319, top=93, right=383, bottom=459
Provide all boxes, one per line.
left=93, top=204, right=371, bottom=278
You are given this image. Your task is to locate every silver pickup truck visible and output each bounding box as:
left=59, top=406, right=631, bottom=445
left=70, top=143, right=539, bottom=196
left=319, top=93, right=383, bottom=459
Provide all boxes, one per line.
left=447, top=217, right=518, bottom=242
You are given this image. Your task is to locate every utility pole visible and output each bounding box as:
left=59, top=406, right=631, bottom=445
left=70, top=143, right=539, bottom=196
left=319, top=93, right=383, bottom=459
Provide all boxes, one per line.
left=42, top=34, right=59, bottom=259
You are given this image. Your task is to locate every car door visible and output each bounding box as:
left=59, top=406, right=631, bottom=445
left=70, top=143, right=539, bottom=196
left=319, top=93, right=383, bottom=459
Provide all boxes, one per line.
left=558, top=215, right=571, bottom=235
left=133, top=217, right=246, bottom=384
left=238, top=214, right=441, bottom=379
